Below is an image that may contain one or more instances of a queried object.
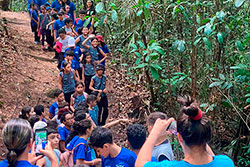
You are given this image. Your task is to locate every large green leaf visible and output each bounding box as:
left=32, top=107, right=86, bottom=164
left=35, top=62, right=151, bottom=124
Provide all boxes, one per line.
left=209, top=81, right=224, bottom=88
left=217, top=32, right=223, bottom=44
left=137, top=41, right=146, bottom=49
left=235, top=0, right=246, bottom=7
left=235, top=41, right=244, bottom=51
left=99, top=15, right=106, bottom=26
left=150, top=66, right=159, bottom=80
left=151, top=63, right=162, bottom=70
left=83, top=17, right=92, bottom=27
left=204, top=23, right=212, bottom=35
left=95, top=2, right=104, bottom=13
left=203, top=37, right=211, bottom=50
left=111, top=10, right=117, bottom=22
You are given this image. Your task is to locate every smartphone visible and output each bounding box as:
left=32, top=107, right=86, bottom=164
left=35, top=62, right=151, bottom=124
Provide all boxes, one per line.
left=166, top=121, right=177, bottom=132
left=35, top=128, right=47, bottom=156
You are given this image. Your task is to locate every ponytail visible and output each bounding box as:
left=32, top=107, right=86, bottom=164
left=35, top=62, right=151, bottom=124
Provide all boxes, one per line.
left=177, top=96, right=211, bottom=146
left=7, top=150, right=18, bottom=167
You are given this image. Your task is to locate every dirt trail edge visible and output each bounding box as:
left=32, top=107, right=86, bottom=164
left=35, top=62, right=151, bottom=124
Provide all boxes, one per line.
left=0, top=10, right=150, bottom=158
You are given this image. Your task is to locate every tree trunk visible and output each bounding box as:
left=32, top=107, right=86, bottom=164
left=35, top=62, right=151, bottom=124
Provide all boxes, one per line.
left=0, top=0, right=9, bottom=11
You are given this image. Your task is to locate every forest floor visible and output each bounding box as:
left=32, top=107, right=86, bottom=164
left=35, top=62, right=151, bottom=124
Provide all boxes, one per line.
left=0, top=10, right=150, bottom=158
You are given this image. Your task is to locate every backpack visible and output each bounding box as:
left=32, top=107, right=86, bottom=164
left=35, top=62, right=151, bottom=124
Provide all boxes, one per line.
left=75, top=18, right=80, bottom=25
left=60, top=142, right=87, bottom=167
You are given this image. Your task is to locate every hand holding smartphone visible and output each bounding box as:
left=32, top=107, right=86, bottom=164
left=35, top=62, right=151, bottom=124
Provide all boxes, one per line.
left=35, top=128, right=47, bottom=156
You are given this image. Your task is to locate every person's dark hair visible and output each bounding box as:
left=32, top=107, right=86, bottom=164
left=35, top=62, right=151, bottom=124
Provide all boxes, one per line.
left=89, top=127, right=113, bottom=148
left=58, top=28, right=66, bottom=35
left=64, top=18, right=73, bottom=25
left=91, top=37, right=97, bottom=43
left=54, top=89, right=63, bottom=98
left=28, top=115, right=40, bottom=128
left=79, top=9, right=87, bottom=15
left=177, top=96, right=211, bottom=146
left=19, top=106, right=31, bottom=120
left=58, top=101, right=69, bottom=109
left=86, top=94, right=97, bottom=104
left=77, top=27, right=83, bottom=35
left=74, top=112, right=87, bottom=121
left=51, top=13, right=58, bottom=20
left=57, top=11, right=63, bottom=16
left=147, top=112, right=168, bottom=126
left=52, top=8, right=58, bottom=13
left=47, top=127, right=58, bottom=136
left=40, top=5, right=46, bottom=10
left=3, top=118, right=33, bottom=167
left=60, top=111, right=71, bottom=123
left=127, top=124, right=147, bottom=150
left=46, top=120, right=58, bottom=129
left=82, top=52, right=92, bottom=65
left=75, top=102, right=88, bottom=116
left=62, top=61, right=70, bottom=69
left=65, top=49, right=74, bottom=57
left=34, top=105, right=44, bottom=116
left=72, top=81, right=85, bottom=99
left=65, top=119, right=92, bottom=145
left=44, top=2, right=50, bottom=7
left=30, top=3, right=35, bottom=8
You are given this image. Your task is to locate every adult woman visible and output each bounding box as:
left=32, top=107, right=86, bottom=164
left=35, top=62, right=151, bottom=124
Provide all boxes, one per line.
left=136, top=96, right=235, bottom=167
left=0, top=118, right=58, bottom=167
left=61, top=0, right=76, bottom=20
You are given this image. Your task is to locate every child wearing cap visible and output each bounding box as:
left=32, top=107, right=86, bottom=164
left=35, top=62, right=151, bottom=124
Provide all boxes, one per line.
left=89, top=64, right=108, bottom=125
left=96, top=35, right=110, bottom=66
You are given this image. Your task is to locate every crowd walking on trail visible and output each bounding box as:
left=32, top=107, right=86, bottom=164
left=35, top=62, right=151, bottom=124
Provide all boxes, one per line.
left=0, top=0, right=235, bottom=167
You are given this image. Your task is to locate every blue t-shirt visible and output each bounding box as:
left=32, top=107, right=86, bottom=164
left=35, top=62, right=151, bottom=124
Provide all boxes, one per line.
left=76, top=35, right=91, bottom=50
left=73, top=19, right=91, bottom=31
left=99, top=45, right=109, bottom=66
left=29, top=9, right=38, bottom=27
left=144, top=155, right=235, bottom=167
left=38, top=0, right=48, bottom=9
left=49, top=101, right=58, bottom=118
left=68, top=1, right=76, bottom=20
left=84, top=63, right=95, bottom=76
left=72, top=93, right=87, bottom=109
left=60, top=71, right=75, bottom=93
left=101, top=148, right=137, bottom=167
left=66, top=136, right=93, bottom=165
left=61, top=60, right=79, bottom=70
left=53, top=19, right=65, bottom=37
left=89, top=46, right=99, bottom=62
left=92, top=74, right=106, bottom=96
left=88, top=105, right=98, bottom=125
left=51, top=0, right=61, bottom=11
left=0, top=160, right=38, bottom=167
left=64, top=47, right=82, bottom=69
left=58, top=125, right=70, bottom=141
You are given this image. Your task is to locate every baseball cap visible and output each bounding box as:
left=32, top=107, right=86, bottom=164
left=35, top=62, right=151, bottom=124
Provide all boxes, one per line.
left=96, top=35, right=104, bottom=42
left=33, top=121, right=47, bottom=132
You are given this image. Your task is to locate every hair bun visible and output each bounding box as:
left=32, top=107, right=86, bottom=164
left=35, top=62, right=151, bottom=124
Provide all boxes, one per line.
left=178, top=96, right=201, bottom=120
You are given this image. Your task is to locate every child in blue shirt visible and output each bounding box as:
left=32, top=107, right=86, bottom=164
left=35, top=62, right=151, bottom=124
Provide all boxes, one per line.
left=51, top=0, right=61, bottom=11
left=82, top=35, right=107, bottom=64
left=89, top=64, right=108, bottom=125
left=66, top=119, right=101, bottom=166
left=58, top=111, right=74, bottom=152
left=86, top=94, right=99, bottom=126
left=59, top=61, right=79, bottom=103
left=73, top=9, right=91, bottom=32
left=61, top=49, right=79, bottom=76
left=29, top=3, right=40, bottom=44
left=49, top=89, right=64, bottom=119
left=89, top=127, right=137, bottom=167
left=70, top=81, right=88, bottom=112
left=75, top=26, right=91, bottom=52
left=82, top=52, right=95, bottom=94
left=53, top=12, right=65, bottom=40
left=34, top=105, right=46, bottom=123
left=96, top=35, right=110, bottom=66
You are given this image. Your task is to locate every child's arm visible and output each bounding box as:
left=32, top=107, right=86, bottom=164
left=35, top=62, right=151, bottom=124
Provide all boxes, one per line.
left=46, top=20, right=55, bottom=29
left=54, top=30, right=57, bottom=42
left=58, top=74, right=63, bottom=90
left=76, top=159, right=101, bottom=166
left=36, top=157, right=46, bottom=167
left=73, top=70, right=80, bottom=82
left=82, top=36, right=91, bottom=50
left=70, top=96, right=75, bottom=112
left=75, top=36, right=80, bottom=44
left=89, top=78, right=102, bottom=93
left=97, top=49, right=107, bottom=64
left=37, top=16, right=40, bottom=30
left=103, top=119, right=130, bottom=128
left=82, top=66, right=85, bottom=82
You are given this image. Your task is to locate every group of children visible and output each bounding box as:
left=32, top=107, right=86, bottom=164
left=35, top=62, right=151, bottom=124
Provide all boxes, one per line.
left=0, top=0, right=236, bottom=167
